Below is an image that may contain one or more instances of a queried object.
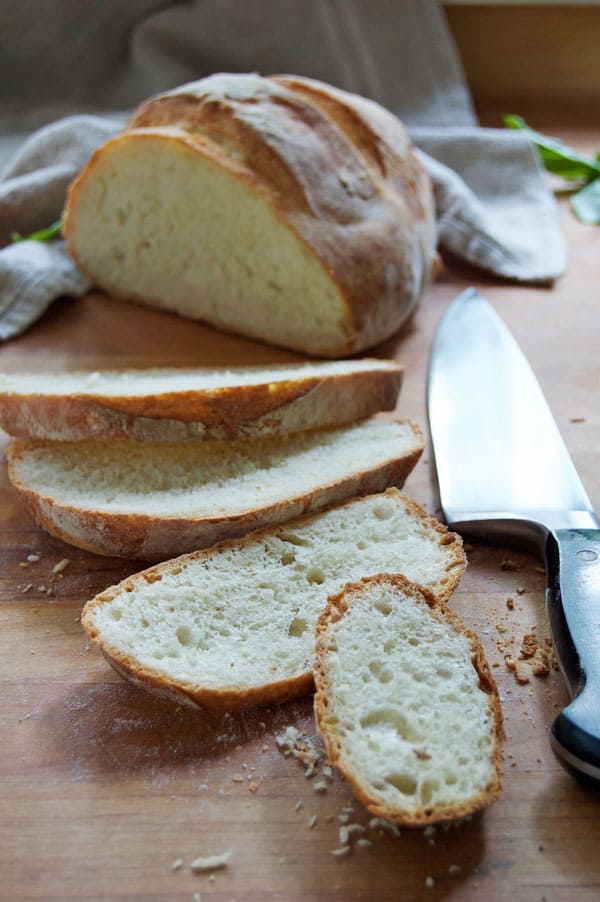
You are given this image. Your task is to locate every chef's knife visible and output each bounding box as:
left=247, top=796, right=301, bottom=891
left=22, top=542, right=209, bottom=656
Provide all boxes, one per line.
left=427, top=287, right=600, bottom=785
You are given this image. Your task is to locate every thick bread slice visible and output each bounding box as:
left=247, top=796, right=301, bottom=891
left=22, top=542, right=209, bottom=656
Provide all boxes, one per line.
left=6, top=417, right=422, bottom=559
left=0, top=359, right=402, bottom=442
left=64, top=73, right=435, bottom=358
left=81, top=490, right=466, bottom=709
left=314, top=574, right=503, bottom=826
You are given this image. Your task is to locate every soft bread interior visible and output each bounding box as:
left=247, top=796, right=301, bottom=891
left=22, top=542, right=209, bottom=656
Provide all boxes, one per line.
left=66, top=130, right=350, bottom=355
left=10, top=419, right=420, bottom=517
left=82, top=491, right=465, bottom=703
left=315, top=575, right=501, bottom=823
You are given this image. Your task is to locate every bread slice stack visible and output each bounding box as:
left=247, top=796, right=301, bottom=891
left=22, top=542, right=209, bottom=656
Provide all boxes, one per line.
left=2, top=360, right=504, bottom=822
left=1, top=359, right=425, bottom=557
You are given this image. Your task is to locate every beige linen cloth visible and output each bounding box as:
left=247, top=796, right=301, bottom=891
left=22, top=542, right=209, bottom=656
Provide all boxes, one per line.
left=0, top=0, right=567, bottom=341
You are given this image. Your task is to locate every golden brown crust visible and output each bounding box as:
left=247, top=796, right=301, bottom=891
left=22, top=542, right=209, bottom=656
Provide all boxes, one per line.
left=5, top=423, right=424, bottom=559
left=64, top=74, right=436, bottom=357
left=314, top=573, right=504, bottom=827
left=0, top=362, right=402, bottom=441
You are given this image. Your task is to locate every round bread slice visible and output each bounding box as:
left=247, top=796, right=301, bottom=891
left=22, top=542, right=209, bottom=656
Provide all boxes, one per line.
left=0, top=359, right=402, bottom=441
left=81, top=490, right=466, bottom=710
left=6, top=417, right=423, bottom=559
left=314, top=574, right=503, bottom=826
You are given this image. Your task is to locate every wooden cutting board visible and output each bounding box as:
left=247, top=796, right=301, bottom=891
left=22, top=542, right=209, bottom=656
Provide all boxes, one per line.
left=2, top=161, right=600, bottom=902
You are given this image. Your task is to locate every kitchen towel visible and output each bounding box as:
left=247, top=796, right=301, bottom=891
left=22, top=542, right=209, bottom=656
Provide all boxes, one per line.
left=0, top=0, right=567, bottom=340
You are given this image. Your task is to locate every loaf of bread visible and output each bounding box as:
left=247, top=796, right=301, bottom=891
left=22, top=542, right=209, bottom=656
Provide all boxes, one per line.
left=6, top=417, right=423, bottom=558
left=64, top=73, right=436, bottom=357
left=0, top=359, right=402, bottom=442
left=81, top=490, right=466, bottom=709
left=314, top=574, right=503, bottom=825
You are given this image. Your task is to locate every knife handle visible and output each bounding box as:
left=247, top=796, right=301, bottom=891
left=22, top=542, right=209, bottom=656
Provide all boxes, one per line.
left=546, top=528, right=600, bottom=785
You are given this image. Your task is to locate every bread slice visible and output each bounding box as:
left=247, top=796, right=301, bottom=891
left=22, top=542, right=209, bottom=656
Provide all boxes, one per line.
left=6, top=417, right=423, bottom=559
left=0, top=359, right=402, bottom=442
left=81, top=490, right=466, bottom=709
left=314, top=574, right=503, bottom=826
left=64, top=73, right=435, bottom=358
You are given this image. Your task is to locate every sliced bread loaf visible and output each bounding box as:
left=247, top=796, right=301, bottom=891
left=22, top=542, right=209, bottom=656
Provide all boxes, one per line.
left=0, top=359, right=402, bottom=442
left=314, top=574, right=503, bottom=826
left=81, top=490, right=466, bottom=709
left=6, top=417, right=423, bottom=558
left=64, top=73, right=435, bottom=357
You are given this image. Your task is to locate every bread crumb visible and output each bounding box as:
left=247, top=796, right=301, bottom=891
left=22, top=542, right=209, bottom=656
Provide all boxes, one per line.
left=448, top=864, right=461, bottom=877
left=190, top=851, right=232, bottom=873
left=27, top=554, right=40, bottom=563
left=369, top=817, right=401, bottom=837
left=52, top=558, right=70, bottom=574
left=276, top=726, right=321, bottom=777
left=37, top=585, right=47, bottom=592
left=425, top=876, right=435, bottom=888
left=356, top=838, right=372, bottom=849
left=232, top=774, right=244, bottom=783
left=506, top=598, right=515, bottom=610
left=21, top=584, right=32, bottom=593
left=331, top=846, right=351, bottom=858
left=520, top=633, right=538, bottom=658
left=515, top=664, right=531, bottom=685
left=504, top=655, right=517, bottom=672
left=19, top=561, right=29, bottom=568
left=193, top=893, right=202, bottom=902
left=339, top=824, right=366, bottom=845
left=248, top=782, right=258, bottom=793
left=313, top=780, right=327, bottom=793
left=295, top=800, right=303, bottom=811
left=171, top=858, right=183, bottom=871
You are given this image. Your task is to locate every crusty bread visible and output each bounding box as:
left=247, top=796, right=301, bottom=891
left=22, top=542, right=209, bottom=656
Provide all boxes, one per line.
left=6, top=417, right=423, bottom=559
left=81, top=489, right=466, bottom=709
left=314, top=574, right=503, bottom=826
left=64, top=73, right=436, bottom=358
left=0, top=359, right=402, bottom=442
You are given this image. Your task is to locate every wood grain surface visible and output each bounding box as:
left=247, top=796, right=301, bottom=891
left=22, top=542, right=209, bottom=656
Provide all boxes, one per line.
left=2, top=130, right=600, bottom=902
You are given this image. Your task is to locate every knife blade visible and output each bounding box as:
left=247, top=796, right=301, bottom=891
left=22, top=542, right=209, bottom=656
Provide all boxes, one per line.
left=428, top=287, right=600, bottom=785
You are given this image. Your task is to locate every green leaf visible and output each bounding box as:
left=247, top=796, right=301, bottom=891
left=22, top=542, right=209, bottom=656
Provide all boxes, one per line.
left=10, top=218, right=63, bottom=244
left=504, top=114, right=600, bottom=182
left=570, top=179, right=600, bottom=225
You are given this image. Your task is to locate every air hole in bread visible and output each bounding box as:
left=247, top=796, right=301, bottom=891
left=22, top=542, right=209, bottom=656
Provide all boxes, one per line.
left=288, top=617, right=307, bottom=638
left=359, top=706, right=416, bottom=743
left=306, top=567, right=325, bottom=585
left=280, top=550, right=296, bottom=565
left=110, top=608, right=122, bottom=621
left=421, top=780, right=440, bottom=804
left=176, top=625, right=192, bottom=646
left=374, top=600, right=391, bottom=616
left=385, top=773, right=418, bottom=797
